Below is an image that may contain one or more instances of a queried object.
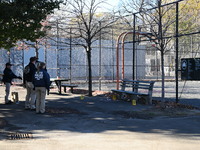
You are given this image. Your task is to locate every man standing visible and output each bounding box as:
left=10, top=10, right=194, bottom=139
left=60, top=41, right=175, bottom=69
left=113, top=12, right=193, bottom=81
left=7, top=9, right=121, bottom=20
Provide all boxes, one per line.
left=2, top=63, right=22, bottom=104
left=33, top=62, right=50, bottom=114
left=23, top=57, right=37, bottom=110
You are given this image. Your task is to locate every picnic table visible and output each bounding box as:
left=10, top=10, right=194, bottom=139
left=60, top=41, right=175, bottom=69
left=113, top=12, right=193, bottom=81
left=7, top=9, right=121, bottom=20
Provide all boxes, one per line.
left=50, top=78, right=70, bottom=94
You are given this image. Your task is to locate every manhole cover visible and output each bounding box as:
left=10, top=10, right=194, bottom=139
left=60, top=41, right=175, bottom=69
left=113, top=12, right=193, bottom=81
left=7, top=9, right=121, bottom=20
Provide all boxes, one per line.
left=8, top=132, right=33, bottom=140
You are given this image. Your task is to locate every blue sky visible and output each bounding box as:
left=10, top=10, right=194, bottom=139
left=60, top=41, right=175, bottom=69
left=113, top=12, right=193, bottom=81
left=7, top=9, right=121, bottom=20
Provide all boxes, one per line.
left=102, top=0, right=120, bottom=11
left=107, top=0, right=119, bottom=6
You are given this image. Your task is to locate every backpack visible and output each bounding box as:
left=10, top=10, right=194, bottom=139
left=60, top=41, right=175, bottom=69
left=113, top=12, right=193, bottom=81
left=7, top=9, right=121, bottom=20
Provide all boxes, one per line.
left=24, top=65, right=30, bottom=75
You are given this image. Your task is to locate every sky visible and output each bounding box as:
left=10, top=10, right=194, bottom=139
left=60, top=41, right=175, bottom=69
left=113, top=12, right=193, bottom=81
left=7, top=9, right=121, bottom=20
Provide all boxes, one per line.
left=101, top=0, right=120, bottom=11
left=107, top=0, right=120, bottom=6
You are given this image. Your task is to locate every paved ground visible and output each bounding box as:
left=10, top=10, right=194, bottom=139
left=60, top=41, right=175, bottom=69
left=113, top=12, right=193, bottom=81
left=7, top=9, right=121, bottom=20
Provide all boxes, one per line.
left=0, top=85, right=200, bottom=150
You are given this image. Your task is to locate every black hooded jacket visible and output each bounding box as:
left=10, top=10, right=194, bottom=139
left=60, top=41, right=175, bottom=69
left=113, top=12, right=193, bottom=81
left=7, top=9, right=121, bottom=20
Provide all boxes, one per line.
left=2, top=68, right=18, bottom=83
left=23, top=62, right=37, bottom=83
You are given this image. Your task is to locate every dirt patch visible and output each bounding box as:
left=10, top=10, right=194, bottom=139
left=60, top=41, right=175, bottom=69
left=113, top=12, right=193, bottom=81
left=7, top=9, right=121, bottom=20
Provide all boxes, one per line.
left=145, top=107, right=200, bottom=118
left=112, top=106, right=200, bottom=120
left=112, top=111, right=154, bottom=119
left=92, top=90, right=110, bottom=96
left=152, top=100, right=199, bottom=109
left=112, top=101, right=200, bottom=119
left=104, top=93, right=200, bottom=119
left=46, top=107, right=87, bottom=115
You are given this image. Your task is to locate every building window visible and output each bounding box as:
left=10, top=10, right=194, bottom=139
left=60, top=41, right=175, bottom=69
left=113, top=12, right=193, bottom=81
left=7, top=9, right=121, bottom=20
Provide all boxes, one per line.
left=151, top=59, right=156, bottom=71
left=151, top=59, right=160, bottom=71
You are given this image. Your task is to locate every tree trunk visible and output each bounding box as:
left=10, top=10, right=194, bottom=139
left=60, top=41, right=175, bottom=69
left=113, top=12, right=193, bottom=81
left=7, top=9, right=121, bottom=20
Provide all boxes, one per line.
left=35, top=48, right=39, bottom=58
left=158, top=0, right=165, bottom=104
left=35, top=41, right=39, bottom=58
left=161, top=50, right=165, bottom=102
left=86, top=46, right=93, bottom=96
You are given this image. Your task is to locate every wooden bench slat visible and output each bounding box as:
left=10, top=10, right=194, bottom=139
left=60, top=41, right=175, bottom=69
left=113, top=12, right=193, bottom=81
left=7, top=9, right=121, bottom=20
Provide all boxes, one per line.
left=123, top=79, right=154, bottom=83
left=121, top=86, right=150, bottom=89
left=123, top=91, right=148, bottom=96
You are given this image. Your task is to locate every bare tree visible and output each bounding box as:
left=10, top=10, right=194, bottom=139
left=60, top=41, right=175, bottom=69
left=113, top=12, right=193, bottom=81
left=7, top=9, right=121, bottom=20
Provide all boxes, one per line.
left=122, top=0, right=200, bottom=103
left=122, top=0, right=177, bottom=102
left=50, top=0, right=118, bottom=96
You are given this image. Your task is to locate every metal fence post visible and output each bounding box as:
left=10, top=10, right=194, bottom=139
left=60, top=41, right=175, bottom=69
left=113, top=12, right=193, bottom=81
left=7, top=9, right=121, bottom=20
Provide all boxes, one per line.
left=175, top=1, right=179, bottom=103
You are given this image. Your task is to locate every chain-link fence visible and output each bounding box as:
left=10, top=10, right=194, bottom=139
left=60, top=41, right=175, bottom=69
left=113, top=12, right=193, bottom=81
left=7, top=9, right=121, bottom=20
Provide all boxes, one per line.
left=0, top=0, right=200, bottom=106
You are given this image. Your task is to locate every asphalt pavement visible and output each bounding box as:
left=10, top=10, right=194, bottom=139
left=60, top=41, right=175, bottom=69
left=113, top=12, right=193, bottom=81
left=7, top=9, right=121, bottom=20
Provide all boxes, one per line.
left=0, top=86, right=200, bottom=150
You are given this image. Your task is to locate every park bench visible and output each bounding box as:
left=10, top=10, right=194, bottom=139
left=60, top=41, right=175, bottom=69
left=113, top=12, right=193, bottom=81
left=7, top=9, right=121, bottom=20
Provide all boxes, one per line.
left=111, top=79, right=155, bottom=105
left=61, top=84, right=78, bottom=93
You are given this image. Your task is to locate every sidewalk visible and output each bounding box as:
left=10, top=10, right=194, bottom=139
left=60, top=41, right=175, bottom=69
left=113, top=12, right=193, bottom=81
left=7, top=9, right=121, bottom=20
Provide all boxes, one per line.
left=0, top=86, right=200, bottom=150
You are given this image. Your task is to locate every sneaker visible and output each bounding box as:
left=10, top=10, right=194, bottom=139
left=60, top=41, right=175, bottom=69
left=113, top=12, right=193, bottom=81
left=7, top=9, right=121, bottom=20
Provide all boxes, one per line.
left=5, top=100, right=13, bottom=104
left=30, top=106, right=36, bottom=110
left=24, top=107, right=30, bottom=110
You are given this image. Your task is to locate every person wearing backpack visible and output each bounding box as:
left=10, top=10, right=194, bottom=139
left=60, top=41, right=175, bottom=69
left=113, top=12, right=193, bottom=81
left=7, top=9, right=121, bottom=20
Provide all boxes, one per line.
left=33, top=62, right=50, bottom=114
left=2, top=63, right=22, bottom=104
left=23, top=57, right=37, bottom=110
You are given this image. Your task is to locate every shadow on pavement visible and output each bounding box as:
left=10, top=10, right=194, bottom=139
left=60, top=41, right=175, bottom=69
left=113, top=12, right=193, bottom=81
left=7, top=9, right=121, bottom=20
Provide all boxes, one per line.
left=0, top=94, right=200, bottom=140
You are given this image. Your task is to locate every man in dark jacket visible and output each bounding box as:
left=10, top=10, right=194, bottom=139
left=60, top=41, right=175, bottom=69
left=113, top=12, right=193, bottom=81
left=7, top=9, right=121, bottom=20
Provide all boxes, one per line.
left=33, top=62, right=50, bottom=114
left=2, top=63, right=22, bottom=104
left=23, top=57, right=37, bottom=110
